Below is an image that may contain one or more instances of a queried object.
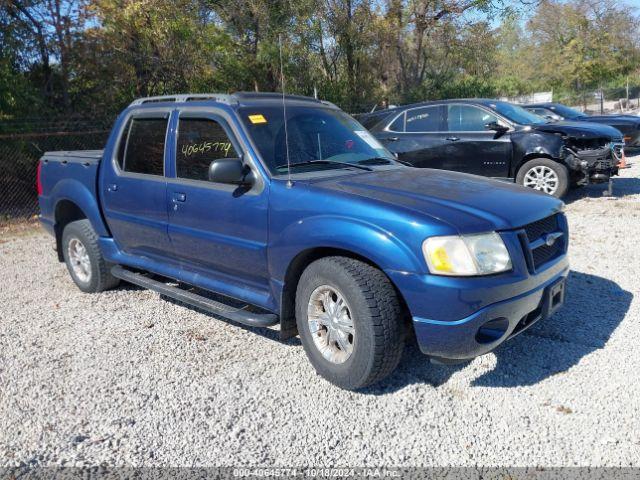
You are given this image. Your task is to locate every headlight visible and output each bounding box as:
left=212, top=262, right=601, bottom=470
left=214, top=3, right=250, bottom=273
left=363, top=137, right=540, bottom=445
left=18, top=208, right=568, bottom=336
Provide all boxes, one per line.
left=422, top=232, right=512, bottom=276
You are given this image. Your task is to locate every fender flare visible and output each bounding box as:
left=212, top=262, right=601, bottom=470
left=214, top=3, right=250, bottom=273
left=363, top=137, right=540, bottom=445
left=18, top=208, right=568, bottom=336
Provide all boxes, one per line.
left=270, top=215, right=424, bottom=283
left=269, top=215, right=425, bottom=339
left=51, top=178, right=109, bottom=237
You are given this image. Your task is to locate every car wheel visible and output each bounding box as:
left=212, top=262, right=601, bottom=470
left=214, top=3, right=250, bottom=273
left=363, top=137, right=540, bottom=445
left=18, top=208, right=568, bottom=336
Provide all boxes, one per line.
left=295, top=256, right=405, bottom=390
left=516, top=158, right=569, bottom=198
left=62, top=219, right=120, bottom=293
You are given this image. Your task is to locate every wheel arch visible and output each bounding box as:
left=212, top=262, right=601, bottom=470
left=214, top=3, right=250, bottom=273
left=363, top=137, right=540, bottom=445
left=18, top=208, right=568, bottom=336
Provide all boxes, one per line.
left=54, top=199, right=89, bottom=262
left=278, top=246, right=411, bottom=339
left=50, top=179, right=110, bottom=262
left=513, top=153, right=559, bottom=179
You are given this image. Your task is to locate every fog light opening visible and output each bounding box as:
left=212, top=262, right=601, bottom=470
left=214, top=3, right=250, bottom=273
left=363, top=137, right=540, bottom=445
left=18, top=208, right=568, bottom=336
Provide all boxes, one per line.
left=476, top=317, right=510, bottom=344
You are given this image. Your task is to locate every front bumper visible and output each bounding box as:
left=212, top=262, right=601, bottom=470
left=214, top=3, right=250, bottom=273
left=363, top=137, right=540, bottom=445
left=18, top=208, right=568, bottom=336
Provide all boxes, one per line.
left=385, top=222, right=569, bottom=361
left=411, top=268, right=568, bottom=359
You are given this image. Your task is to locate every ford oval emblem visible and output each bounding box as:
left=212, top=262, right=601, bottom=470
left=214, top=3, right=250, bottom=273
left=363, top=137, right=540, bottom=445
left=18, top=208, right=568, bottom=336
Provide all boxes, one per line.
left=545, top=234, right=556, bottom=247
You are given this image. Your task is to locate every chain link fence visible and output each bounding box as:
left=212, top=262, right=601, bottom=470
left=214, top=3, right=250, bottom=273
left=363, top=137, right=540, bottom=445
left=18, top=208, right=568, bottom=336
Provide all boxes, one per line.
left=0, top=118, right=113, bottom=223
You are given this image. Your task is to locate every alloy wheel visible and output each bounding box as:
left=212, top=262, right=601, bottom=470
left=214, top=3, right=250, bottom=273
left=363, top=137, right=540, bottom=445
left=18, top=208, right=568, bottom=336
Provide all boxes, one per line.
left=68, top=238, right=91, bottom=283
left=307, top=285, right=355, bottom=364
left=523, top=165, right=559, bottom=195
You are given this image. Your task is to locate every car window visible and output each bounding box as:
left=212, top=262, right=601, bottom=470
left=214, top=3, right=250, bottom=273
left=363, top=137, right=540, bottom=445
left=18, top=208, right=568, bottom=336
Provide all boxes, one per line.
left=118, top=117, right=167, bottom=176
left=447, top=105, right=498, bottom=131
left=405, top=106, right=442, bottom=132
left=388, top=112, right=405, bottom=132
left=530, top=108, right=550, bottom=116
left=176, top=118, right=239, bottom=181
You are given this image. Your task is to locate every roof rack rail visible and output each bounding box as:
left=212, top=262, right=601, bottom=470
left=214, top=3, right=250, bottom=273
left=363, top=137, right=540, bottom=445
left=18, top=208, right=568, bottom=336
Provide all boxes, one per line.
left=128, top=93, right=236, bottom=107
left=232, top=92, right=322, bottom=103
left=128, top=92, right=336, bottom=108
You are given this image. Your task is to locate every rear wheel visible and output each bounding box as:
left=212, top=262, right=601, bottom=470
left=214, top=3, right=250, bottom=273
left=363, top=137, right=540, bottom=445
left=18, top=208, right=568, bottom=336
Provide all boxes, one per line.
left=295, top=256, right=405, bottom=390
left=62, top=219, right=119, bottom=293
left=516, top=158, right=569, bottom=198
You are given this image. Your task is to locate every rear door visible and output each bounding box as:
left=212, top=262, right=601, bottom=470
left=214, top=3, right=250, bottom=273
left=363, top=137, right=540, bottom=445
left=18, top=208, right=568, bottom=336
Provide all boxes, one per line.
left=101, top=110, right=173, bottom=259
left=375, top=105, right=449, bottom=169
left=166, top=108, right=270, bottom=294
left=442, top=104, right=511, bottom=177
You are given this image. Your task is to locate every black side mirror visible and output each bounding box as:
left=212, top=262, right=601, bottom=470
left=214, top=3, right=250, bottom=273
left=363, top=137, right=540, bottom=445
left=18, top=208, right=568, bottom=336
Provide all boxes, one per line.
left=208, top=158, right=254, bottom=186
left=485, top=121, right=508, bottom=132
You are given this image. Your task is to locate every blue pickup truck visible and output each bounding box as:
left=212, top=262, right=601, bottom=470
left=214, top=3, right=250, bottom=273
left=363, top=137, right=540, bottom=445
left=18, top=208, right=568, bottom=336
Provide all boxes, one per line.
left=38, top=92, right=569, bottom=389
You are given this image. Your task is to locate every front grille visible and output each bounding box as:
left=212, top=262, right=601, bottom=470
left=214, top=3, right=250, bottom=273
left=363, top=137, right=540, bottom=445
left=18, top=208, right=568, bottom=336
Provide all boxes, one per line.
left=521, top=213, right=564, bottom=271
left=532, top=243, right=561, bottom=267
left=524, top=214, right=559, bottom=243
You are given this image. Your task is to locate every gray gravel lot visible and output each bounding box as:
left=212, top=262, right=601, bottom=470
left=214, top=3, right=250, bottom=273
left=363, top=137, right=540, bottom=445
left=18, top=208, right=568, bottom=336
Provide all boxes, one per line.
left=1, top=159, right=640, bottom=468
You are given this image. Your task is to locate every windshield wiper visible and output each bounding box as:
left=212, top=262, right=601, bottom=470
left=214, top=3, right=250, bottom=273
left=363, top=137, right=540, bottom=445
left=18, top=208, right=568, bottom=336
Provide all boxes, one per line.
left=357, top=156, right=413, bottom=167
left=275, top=160, right=373, bottom=171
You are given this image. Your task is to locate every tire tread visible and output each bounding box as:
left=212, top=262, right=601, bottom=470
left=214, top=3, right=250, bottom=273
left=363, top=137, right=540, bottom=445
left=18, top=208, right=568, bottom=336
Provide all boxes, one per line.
left=299, top=256, right=405, bottom=389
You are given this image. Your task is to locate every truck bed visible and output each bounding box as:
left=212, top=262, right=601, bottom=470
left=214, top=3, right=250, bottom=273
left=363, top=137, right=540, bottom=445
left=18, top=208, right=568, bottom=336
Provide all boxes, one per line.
left=41, top=150, right=104, bottom=165
left=38, top=150, right=104, bottom=238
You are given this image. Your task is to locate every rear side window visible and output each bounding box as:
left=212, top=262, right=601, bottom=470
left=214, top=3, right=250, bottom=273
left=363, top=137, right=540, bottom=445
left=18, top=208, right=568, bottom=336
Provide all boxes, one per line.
left=176, top=118, right=239, bottom=181
left=117, top=117, right=167, bottom=176
left=388, top=112, right=405, bottom=132
left=447, top=105, right=498, bottom=131
left=405, top=106, right=443, bottom=132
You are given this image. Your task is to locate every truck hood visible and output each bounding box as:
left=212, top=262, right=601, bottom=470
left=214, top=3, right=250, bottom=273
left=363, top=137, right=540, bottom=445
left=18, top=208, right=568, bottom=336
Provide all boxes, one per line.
left=308, top=168, right=563, bottom=233
left=532, top=121, right=622, bottom=140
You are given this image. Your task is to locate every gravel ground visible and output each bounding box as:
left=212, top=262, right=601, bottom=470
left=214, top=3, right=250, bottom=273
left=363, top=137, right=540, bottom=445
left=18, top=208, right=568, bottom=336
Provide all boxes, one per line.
left=1, top=159, right=640, bottom=469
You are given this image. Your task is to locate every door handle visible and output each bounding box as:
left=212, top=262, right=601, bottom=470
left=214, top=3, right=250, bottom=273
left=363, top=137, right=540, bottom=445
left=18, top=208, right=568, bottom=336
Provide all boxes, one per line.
left=107, top=183, right=118, bottom=192
left=446, top=137, right=460, bottom=142
left=173, top=193, right=186, bottom=202
left=386, top=136, right=399, bottom=142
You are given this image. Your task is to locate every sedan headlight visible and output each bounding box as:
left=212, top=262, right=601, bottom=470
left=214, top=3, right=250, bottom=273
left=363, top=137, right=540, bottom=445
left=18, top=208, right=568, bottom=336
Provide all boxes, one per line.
left=422, top=232, right=512, bottom=276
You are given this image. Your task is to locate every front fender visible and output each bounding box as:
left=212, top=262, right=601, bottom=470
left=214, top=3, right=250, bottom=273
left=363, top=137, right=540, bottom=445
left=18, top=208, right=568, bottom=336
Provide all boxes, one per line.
left=511, top=131, right=565, bottom=175
left=268, top=215, right=425, bottom=283
left=50, top=178, right=109, bottom=237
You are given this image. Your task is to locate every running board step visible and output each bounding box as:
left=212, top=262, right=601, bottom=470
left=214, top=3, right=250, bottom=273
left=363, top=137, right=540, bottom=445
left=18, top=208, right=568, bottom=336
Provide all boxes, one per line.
left=111, top=265, right=279, bottom=328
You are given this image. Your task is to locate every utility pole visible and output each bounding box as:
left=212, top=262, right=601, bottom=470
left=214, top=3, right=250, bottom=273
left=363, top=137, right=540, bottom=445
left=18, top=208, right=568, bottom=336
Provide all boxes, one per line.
left=626, top=76, right=629, bottom=111
left=599, top=85, right=604, bottom=114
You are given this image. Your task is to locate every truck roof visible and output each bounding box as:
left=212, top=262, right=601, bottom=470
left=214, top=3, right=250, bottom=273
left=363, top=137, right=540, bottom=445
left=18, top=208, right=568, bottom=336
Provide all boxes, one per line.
left=128, top=92, right=337, bottom=109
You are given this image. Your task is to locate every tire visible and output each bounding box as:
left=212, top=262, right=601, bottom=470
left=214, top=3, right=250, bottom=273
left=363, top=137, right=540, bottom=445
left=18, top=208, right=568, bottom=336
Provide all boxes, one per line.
left=295, top=256, right=405, bottom=390
left=516, top=158, right=569, bottom=198
left=61, top=219, right=120, bottom=293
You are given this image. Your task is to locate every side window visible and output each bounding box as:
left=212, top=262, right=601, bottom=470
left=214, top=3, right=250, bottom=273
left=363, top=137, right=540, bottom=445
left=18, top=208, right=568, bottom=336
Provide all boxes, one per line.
left=388, top=112, right=405, bottom=132
left=532, top=108, right=550, bottom=117
left=405, top=106, right=442, bottom=132
left=117, top=117, right=167, bottom=176
left=177, top=118, right=239, bottom=182
left=447, top=105, right=498, bottom=131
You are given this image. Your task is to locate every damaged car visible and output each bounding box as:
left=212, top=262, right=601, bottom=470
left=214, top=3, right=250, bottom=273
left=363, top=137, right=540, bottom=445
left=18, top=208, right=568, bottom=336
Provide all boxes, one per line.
left=524, top=102, right=640, bottom=147
left=359, top=99, right=624, bottom=198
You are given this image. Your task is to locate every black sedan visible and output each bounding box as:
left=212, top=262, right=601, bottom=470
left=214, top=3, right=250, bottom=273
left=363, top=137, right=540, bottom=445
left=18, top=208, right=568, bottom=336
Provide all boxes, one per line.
left=358, top=99, right=624, bottom=198
left=525, top=102, right=640, bottom=147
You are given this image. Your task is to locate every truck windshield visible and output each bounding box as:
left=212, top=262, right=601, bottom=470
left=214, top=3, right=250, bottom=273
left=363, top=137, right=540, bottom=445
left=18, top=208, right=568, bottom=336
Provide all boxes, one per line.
left=238, top=105, right=397, bottom=175
left=490, top=102, right=548, bottom=126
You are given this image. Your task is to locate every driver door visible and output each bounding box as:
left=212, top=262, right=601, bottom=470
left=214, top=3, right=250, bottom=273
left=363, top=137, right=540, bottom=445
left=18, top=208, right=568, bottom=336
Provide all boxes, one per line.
left=443, top=104, right=512, bottom=178
left=166, top=109, right=270, bottom=292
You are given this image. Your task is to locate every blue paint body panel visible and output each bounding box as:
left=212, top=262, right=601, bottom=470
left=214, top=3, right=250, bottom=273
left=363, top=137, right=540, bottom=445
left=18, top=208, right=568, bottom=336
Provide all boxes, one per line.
left=37, top=94, right=570, bottom=361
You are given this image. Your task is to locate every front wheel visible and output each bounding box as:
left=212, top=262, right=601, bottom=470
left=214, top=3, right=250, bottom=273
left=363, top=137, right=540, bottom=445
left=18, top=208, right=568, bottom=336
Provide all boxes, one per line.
left=516, top=158, right=569, bottom=198
left=295, top=256, right=405, bottom=390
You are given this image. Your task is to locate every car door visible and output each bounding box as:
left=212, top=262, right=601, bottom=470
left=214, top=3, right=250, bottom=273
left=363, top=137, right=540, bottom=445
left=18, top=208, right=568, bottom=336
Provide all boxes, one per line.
left=443, top=104, right=512, bottom=178
left=166, top=109, right=270, bottom=293
left=374, top=105, right=448, bottom=169
left=100, top=110, right=173, bottom=259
